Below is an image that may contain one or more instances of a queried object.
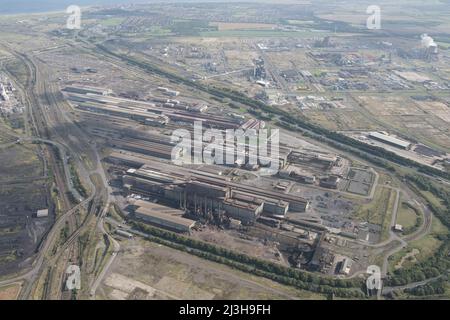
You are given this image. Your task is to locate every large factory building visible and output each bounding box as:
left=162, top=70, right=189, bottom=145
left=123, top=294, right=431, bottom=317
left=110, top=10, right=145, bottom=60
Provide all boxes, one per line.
left=368, top=132, right=412, bottom=150
left=122, top=162, right=309, bottom=224
left=131, top=200, right=196, bottom=233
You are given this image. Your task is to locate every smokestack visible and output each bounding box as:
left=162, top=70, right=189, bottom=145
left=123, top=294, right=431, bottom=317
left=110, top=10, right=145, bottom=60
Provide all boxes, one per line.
left=421, top=33, right=437, bottom=48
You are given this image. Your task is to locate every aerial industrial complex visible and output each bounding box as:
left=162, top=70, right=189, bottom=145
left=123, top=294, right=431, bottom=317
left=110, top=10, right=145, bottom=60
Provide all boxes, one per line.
left=62, top=82, right=380, bottom=281
left=0, top=0, right=450, bottom=302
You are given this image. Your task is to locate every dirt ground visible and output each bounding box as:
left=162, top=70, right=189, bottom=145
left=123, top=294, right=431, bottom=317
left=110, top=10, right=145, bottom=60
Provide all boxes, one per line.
left=0, top=283, right=21, bottom=300
left=98, top=238, right=326, bottom=300
left=0, top=142, right=52, bottom=276
left=191, top=226, right=287, bottom=266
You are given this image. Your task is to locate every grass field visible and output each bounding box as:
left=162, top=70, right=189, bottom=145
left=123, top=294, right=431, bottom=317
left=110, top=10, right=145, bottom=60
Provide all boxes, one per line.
left=353, top=186, right=396, bottom=242
left=0, top=143, right=43, bottom=181
left=199, top=29, right=325, bottom=38
left=100, top=17, right=125, bottom=27
left=389, top=217, right=449, bottom=271
left=409, top=217, right=449, bottom=260
left=396, top=201, right=421, bottom=233
left=420, top=191, right=446, bottom=210
left=0, top=131, right=15, bottom=144
left=210, top=22, right=276, bottom=31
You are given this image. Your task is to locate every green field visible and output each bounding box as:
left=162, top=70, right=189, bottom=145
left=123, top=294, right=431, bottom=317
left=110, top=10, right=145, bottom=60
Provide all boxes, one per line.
left=397, top=201, right=422, bottom=234
left=199, top=30, right=325, bottom=38
left=409, top=217, right=449, bottom=259
left=100, top=17, right=125, bottom=27
left=354, top=186, right=395, bottom=240
left=390, top=217, right=449, bottom=272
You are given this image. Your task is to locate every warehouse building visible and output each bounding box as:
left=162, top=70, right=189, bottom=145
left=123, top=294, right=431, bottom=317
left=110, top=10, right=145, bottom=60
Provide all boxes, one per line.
left=63, top=86, right=113, bottom=96
left=36, top=209, right=49, bottom=218
left=66, top=87, right=243, bottom=130
left=76, top=103, right=169, bottom=127
left=110, top=138, right=183, bottom=160
left=279, top=166, right=316, bottom=184
left=231, top=190, right=289, bottom=218
left=368, top=132, right=412, bottom=150
left=320, top=176, right=340, bottom=189
left=287, top=150, right=339, bottom=170
left=157, top=87, right=180, bottom=97
left=132, top=200, right=196, bottom=233
left=339, top=258, right=353, bottom=275
left=105, top=151, right=148, bottom=169
left=223, top=198, right=264, bottom=224
left=121, top=163, right=309, bottom=224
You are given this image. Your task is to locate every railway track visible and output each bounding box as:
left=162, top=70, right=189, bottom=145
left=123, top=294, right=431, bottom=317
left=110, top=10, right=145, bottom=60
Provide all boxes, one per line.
left=0, top=46, right=108, bottom=299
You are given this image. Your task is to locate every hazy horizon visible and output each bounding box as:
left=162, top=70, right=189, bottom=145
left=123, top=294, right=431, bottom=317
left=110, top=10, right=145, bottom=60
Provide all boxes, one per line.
left=0, top=0, right=300, bottom=15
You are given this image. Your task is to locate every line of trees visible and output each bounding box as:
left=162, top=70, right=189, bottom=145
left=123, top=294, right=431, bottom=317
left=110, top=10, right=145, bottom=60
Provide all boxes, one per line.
left=404, top=279, right=446, bottom=296
left=131, top=221, right=365, bottom=298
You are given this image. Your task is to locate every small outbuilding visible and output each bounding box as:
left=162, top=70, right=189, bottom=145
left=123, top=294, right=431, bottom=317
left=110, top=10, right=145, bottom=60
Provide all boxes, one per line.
left=36, top=209, right=49, bottom=218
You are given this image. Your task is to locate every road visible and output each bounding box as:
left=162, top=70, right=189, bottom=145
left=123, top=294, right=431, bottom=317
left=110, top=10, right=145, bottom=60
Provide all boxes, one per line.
left=345, top=184, right=429, bottom=273
left=205, top=68, right=253, bottom=80
left=24, top=53, right=116, bottom=299
left=88, top=145, right=121, bottom=299
left=0, top=196, right=91, bottom=288
left=381, top=188, right=407, bottom=276
left=382, top=275, right=443, bottom=295
left=17, top=136, right=84, bottom=201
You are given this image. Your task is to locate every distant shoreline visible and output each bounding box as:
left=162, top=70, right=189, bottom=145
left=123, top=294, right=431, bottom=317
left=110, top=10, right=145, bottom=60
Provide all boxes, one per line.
left=0, top=0, right=273, bottom=16
left=0, top=0, right=134, bottom=15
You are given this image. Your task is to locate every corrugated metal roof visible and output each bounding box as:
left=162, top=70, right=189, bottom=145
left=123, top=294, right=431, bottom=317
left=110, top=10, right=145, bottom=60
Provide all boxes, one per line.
left=134, top=201, right=195, bottom=228
left=369, top=132, right=411, bottom=148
